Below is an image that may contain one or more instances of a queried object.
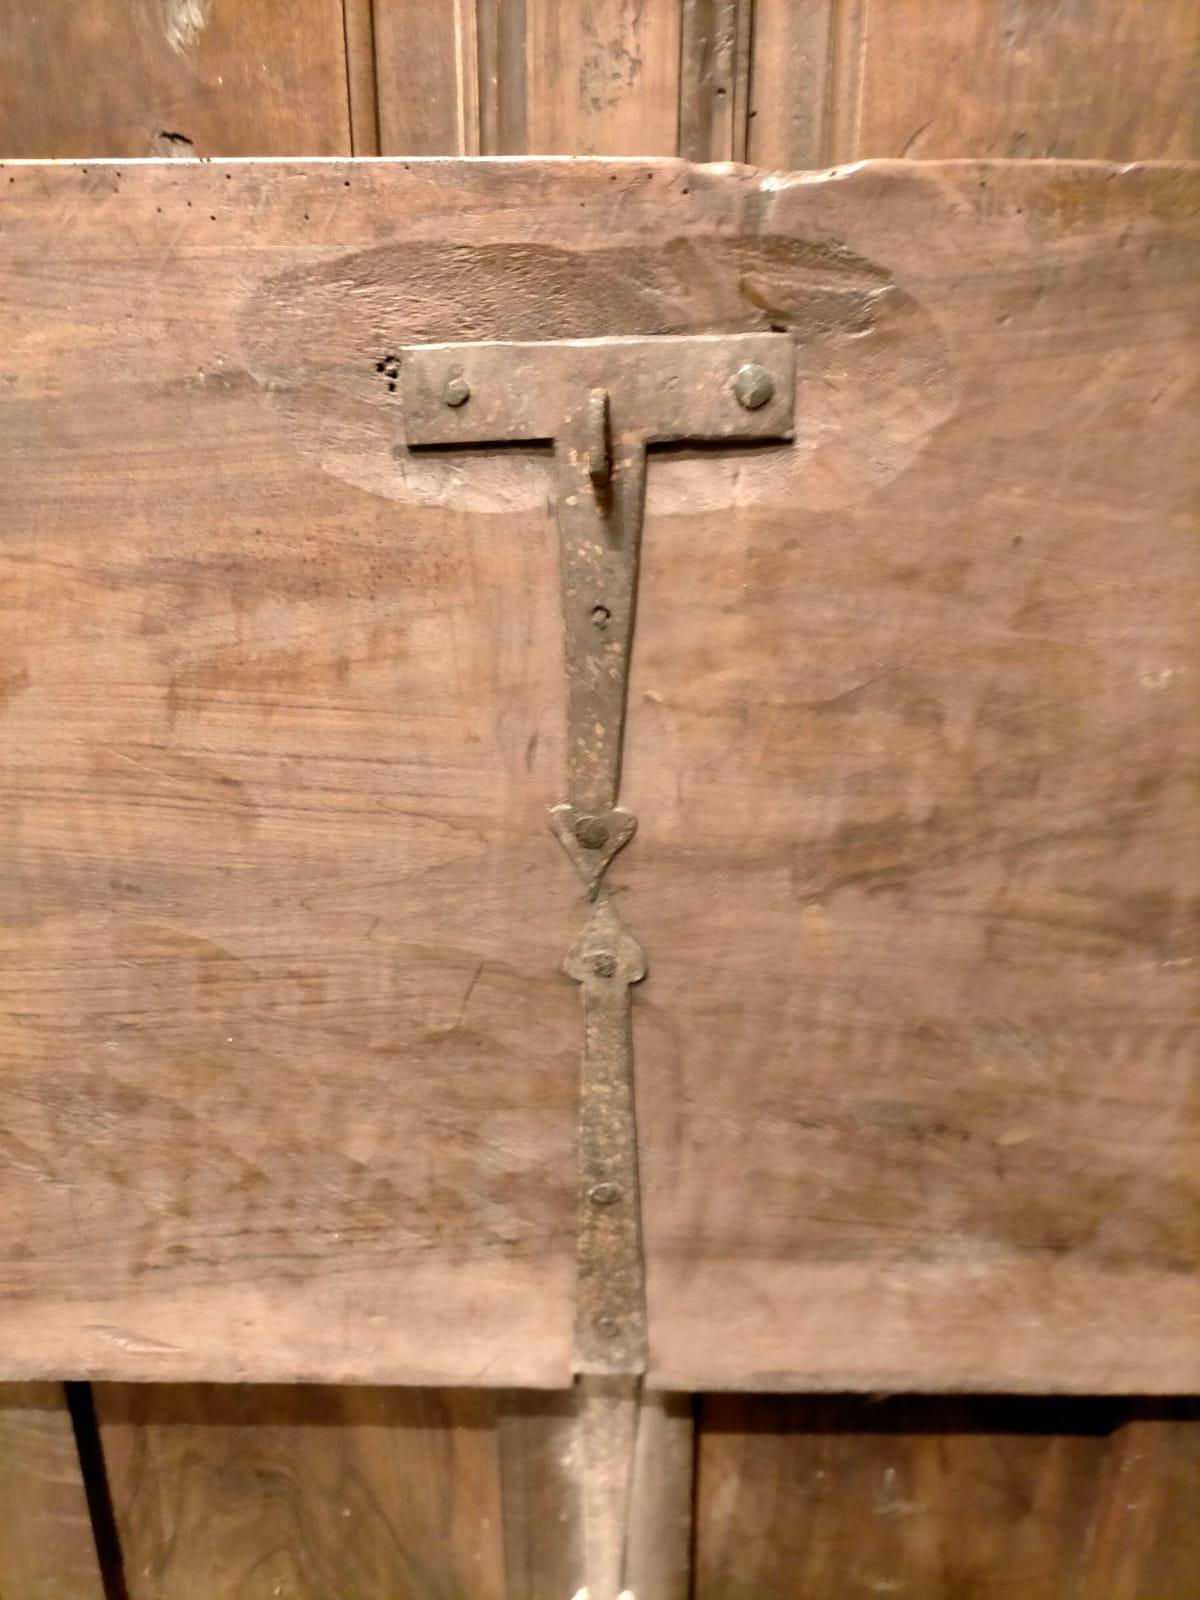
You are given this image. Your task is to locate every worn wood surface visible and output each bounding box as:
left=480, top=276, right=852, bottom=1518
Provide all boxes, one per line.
left=0, top=157, right=585, bottom=1386
left=523, top=0, right=682, bottom=156
left=0, top=1384, right=104, bottom=1600
left=375, top=0, right=481, bottom=156
left=372, top=0, right=1200, bottom=164
left=95, top=1383, right=506, bottom=1600
left=0, top=157, right=1196, bottom=1395
left=2, top=2, right=1195, bottom=167
left=620, top=158, right=1200, bottom=1392
left=497, top=1390, right=585, bottom=1599
left=0, top=0, right=351, bottom=159
left=694, top=1395, right=1200, bottom=1599
left=747, top=0, right=1200, bottom=168
left=677, top=0, right=752, bottom=164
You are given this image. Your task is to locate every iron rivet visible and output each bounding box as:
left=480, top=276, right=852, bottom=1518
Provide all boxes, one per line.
left=595, top=1316, right=621, bottom=1339
left=592, top=953, right=617, bottom=979
left=733, top=362, right=774, bottom=410
left=574, top=814, right=609, bottom=850
left=443, top=375, right=471, bottom=407
left=588, top=1181, right=622, bottom=1206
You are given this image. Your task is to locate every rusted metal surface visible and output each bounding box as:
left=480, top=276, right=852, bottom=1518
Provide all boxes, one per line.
left=563, top=899, right=648, bottom=1375
left=402, top=328, right=797, bottom=1599
left=402, top=328, right=795, bottom=1379
left=401, top=333, right=796, bottom=452
left=402, top=331, right=796, bottom=862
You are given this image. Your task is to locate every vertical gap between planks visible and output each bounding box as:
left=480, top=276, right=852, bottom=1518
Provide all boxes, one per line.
left=679, top=0, right=754, bottom=163
left=66, top=1383, right=129, bottom=1600
left=730, top=0, right=753, bottom=163
left=343, top=0, right=381, bottom=155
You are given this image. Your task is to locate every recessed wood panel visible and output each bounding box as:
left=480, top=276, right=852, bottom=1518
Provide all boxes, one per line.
left=95, top=1384, right=506, bottom=1600
left=748, top=0, right=1200, bottom=168
left=521, top=0, right=682, bottom=155
left=0, top=1384, right=104, bottom=1600
left=694, top=1395, right=1200, bottom=1600
left=0, top=0, right=351, bottom=158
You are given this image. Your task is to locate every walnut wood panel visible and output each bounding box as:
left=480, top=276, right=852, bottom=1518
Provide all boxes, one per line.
left=749, top=0, right=1200, bottom=168
left=375, top=0, right=480, bottom=156
left=693, top=1395, right=1200, bottom=1600
left=523, top=0, right=682, bottom=156
left=0, top=157, right=585, bottom=1386
left=0, top=158, right=1196, bottom=1396
left=0, top=1384, right=104, bottom=1600
left=0, top=0, right=351, bottom=159
left=5, top=2, right=1195, bottom=169
left=370, top=0, right=1199, bottom=165
left=620, top=160, right=1200, bottom=1391
left=95, top=1384, right=506, bottom=1600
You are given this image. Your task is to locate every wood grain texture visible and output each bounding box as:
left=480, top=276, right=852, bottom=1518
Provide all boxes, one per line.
left=0, top=1383, right=104, bottom=1600
left=623, top=160, right=1200, bottom=1392
left=0, top=157, right=1196, bottom=1393
left=344, top=0, right=382, bottom=156
left=524, top=0, right=682, bottom=155
left=476, top=0, right=529, bottom=155
left=0, top=0, right=351, bottom=159
left=375, top=0, right=480, bottom=155
left=498, top=1390, right=585, bottom=1600
left=693, top=1395, right=1200, bottom=1600
left=678, top=0, right=752, bottom=164
left=1075, top=1409, right=1200, bottom=1599
left=749, top=0, right=1200, bottom=168
left=0, top=158, right=587, bottom=1386
left=743, top=0, right=836, bottom=170
left=95, top=1383, right=506, bottom=1600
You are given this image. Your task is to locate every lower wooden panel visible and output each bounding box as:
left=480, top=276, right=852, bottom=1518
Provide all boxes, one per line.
left=694, top=1395, right=1200, bottom=1600
left=10, top=1383, right=1199, bottom=1598
left=0, top=1383, right=103, bottom=1600
left=94, top=1384, right=507, bottom=1600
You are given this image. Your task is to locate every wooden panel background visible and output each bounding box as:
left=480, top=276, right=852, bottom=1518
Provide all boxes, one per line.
left=1, top=3, right=1198, bottom=1598
left=93, top=1385, right=508, bottom=1600
left=1, top=1, right=1196, bottom=163
left=694, top=1395, right=1200, bottom=1600
left=4, top=153, right=1195, bottom=1395
left=0, top=157, right=582, bottom=1389
left=0, top=1385, right=104, bottom=1600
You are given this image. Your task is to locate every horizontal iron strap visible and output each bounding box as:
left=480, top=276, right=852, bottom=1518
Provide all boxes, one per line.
left=400, top=333, right=796, bottom=447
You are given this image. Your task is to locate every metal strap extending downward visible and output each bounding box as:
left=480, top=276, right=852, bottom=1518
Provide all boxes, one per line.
left=402, top=331, right=795, bottom=1597
left=564, top=897, right=647, bottom=1373
left=403, top=333, right=795, bottom=897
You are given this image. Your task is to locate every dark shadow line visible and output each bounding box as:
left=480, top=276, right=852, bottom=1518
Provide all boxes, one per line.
left=65, top=1381, right=129, bottom=1600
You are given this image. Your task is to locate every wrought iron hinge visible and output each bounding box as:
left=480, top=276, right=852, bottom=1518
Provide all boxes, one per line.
left=402, top=332, right=796, bottom=1597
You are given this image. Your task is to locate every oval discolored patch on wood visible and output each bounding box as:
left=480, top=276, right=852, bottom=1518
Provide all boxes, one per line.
left=238, top=232, right=959, bottom=515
